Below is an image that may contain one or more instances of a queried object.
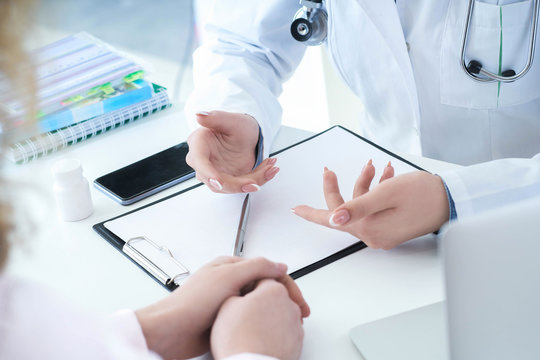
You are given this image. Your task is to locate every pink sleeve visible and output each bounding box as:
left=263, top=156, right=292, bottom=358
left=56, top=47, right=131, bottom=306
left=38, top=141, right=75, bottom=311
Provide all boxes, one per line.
left=110, top=309, right=149, bottom=353
left=223, top=353, right=279, bottom=360
left=0, top=276, right=161, bottom=360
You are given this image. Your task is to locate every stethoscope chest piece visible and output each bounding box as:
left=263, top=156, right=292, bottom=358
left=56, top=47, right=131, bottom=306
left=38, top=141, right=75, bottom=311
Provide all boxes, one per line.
left=291, top=0, right=328, bottom=46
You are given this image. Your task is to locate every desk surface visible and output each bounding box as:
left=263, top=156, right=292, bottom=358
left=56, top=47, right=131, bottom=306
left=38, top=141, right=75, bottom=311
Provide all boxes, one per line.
left=4, top=105, right=457, bottom=360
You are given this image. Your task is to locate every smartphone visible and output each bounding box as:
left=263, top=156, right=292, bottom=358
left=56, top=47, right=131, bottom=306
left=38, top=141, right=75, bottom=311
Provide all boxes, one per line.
left=94, top=142, right=195, bottom=205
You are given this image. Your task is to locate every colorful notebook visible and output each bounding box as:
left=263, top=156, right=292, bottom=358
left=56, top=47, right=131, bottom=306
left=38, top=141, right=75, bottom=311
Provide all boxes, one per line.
left=7, top=84, right=170, bottom=164
left=37, top=79, right=153, bottom=132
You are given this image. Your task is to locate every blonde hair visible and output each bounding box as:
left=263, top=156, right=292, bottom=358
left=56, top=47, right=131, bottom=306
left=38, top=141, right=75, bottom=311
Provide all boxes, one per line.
left=0, top=0, right=36, bottom=269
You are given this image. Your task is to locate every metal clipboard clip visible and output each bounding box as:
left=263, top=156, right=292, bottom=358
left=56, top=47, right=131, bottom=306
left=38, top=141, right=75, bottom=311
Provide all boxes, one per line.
left=123, top=236, right=190, bottom=287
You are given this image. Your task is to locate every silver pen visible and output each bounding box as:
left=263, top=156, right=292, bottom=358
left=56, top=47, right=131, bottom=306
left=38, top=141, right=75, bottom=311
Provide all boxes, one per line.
left=233, top=194, right=251, bottom=257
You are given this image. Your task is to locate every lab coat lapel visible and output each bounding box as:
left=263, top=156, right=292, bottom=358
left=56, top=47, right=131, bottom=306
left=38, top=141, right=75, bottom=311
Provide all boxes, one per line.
left=325, top=0, right=421, bottom=154
left=354, top=0, right=419, bottom=119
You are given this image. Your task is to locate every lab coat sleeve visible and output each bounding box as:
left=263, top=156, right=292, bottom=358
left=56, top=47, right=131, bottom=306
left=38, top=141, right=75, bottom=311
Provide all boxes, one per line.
left=185, top=0, right=307, bottom=158
left=438, top=154, right=540, bottom=219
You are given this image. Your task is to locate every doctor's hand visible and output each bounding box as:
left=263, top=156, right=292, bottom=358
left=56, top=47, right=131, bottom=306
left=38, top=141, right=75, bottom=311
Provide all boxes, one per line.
left=292, top=161, right=449, bottom=250
left=186, top=111, right=280, bottom=193
left=135, top=256, right=310, bottom=360
left=211, top=279, right=305, bottom=360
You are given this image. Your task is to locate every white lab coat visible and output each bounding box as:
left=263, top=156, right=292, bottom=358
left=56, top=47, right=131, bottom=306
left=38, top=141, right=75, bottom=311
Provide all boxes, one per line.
left=186, top=0, right=540, bottom=219
left=0, top=275, right=275, bottom=360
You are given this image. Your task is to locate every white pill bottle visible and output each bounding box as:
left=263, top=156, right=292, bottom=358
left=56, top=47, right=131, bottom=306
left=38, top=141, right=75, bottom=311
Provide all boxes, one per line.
left=52, top=158, right=93, bottom=221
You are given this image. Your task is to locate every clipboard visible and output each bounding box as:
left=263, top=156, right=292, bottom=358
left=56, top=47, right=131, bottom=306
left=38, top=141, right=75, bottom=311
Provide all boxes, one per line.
left=93, top=126, right=424, bottom=291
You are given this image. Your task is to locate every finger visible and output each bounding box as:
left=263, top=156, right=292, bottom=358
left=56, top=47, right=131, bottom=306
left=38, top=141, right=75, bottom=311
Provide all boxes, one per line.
left=240, top=157, right=279, bottom=191
left=229, top=257, right=288, bottom=289
left=249, top=279, right=305, bottom=320
left=240, top=276, right=309, bottom=319
left=206, top=256, right=244, bottom=267
left=331, top=187, right=395, bottom=227
left=379, top=161, right=395, bottom=183
left=191, top=158, right=272, bottom=194
left=277, top=275, right=311, bottom=318
left=292, top=205, right=334, bottom=228
left=323, top=167, right=344, bottom=211
left=192, top=158, right=228, bottom=193
left=353, top=159, right=375, bottom=198
left=214, top=157, right=278, bottom=193
left=195, top=111, right=248, bottom=135
left=246, top=279, right=286, bottom=300
left=217, top=172, right=261, bottom=193
left=264, top=165, right=280, bottom=181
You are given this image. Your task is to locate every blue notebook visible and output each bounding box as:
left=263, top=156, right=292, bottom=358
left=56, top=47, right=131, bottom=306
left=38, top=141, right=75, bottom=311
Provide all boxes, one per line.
left=37, top=79, right=153, bottom=132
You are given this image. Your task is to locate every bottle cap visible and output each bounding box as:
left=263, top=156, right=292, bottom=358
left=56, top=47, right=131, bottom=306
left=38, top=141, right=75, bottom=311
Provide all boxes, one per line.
left=52, top=158, right=83, bottom=184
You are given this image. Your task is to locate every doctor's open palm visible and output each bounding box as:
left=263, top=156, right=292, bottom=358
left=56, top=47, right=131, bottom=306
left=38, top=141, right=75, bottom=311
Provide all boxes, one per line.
left=186, top=111, right=280, bottom=193
left=292, top=161, right=450, bottom=249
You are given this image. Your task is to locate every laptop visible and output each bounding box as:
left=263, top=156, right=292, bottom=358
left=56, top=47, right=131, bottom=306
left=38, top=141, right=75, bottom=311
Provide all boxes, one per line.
left=349, top=197, right=540, bottom=360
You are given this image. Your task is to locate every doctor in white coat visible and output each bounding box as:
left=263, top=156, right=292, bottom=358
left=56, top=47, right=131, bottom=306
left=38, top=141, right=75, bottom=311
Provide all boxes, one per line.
left=185, top=0, right=540, bottom=249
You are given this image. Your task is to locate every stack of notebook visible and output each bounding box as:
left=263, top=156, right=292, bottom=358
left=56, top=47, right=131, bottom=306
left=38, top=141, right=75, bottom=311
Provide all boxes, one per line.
left=0, top=32, right=172, bottom=164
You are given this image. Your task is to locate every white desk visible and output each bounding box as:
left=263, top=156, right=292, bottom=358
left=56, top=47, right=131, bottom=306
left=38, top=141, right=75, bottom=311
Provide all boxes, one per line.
left=5, top=105, right=458, bottom=360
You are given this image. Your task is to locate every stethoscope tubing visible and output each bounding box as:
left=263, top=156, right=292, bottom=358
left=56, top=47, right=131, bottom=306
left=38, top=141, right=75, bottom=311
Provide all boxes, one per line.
left=460, top=0, right=539, bottom=83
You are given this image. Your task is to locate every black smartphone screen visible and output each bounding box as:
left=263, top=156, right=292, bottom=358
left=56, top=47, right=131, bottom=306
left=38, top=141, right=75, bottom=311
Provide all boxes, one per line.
left=94, top=142, right=195, bottom=205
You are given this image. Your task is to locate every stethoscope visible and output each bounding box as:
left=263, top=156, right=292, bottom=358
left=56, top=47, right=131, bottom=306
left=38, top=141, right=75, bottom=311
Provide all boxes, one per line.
left=461, top=0, right=539, bottom=83
left=291, top=0, right=539, bottom=83
left=290, top=0, right=327, bottom=45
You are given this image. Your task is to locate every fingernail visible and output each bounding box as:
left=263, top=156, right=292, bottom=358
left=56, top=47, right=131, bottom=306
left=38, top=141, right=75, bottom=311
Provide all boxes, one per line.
left=196, top=111, right=210, bottom=116
left=290, top=208, right=296, bottom=213
left=329, top=209, right=350, bottom=227
left=387, top=161, right=391, bottom=167
left=265, top=166, right=280, bottom=180
left=368, top=159, right=373, bottom=166
left=324, top=166, right=329, bottom=173
left=209, top=178, right=223, bottom=190
left=268, top=157, right=277, bottom=165
left=241, top=183, right=260, bottom=193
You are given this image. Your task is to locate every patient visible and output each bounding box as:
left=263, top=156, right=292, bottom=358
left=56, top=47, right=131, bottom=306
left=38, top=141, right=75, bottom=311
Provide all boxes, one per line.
left=0, top=1, right=309, bottom=359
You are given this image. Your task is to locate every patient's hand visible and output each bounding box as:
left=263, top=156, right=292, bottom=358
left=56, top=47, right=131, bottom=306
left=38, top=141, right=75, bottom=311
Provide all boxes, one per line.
left=211, top=279, right=305, bottom=360
left=136, top=256, right=309, bottom=360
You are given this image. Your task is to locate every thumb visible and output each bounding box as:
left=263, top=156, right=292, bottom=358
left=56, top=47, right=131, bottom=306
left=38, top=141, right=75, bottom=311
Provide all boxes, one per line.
left=229, top=257, right=288, bottom=286
left=195, top=111, right=246, bottom=135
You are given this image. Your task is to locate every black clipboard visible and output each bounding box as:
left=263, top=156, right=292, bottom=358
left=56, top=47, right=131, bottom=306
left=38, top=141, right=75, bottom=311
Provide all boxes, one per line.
left=93, top=125, right=424, bottom=291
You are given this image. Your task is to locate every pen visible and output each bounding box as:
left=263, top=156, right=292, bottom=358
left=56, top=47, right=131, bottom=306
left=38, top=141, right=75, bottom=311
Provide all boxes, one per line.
left=233, top=194, right=251, bottom=257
